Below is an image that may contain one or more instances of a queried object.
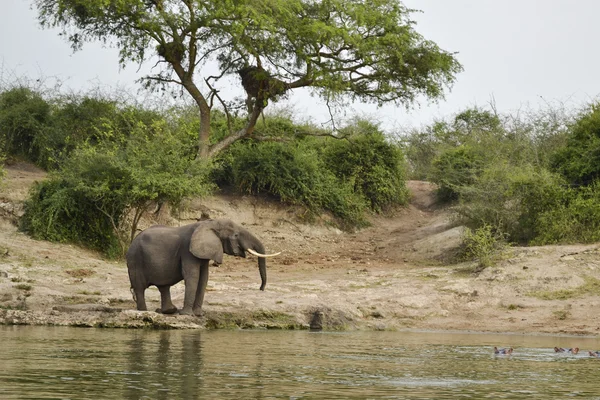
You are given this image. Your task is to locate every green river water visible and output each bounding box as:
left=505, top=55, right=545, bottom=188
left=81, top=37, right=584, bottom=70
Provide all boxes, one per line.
left=0, top=326, right=599, bottom=399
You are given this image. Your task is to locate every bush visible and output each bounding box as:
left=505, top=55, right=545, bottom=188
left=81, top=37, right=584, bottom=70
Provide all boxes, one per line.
left=534, top=183, right=600, bottom=244
left=213, top=119, right=409, bottom=229
left=456, top=163, right=567, bottom=244
left=551, top=102, right=600, bottom=186
left=461, top=224, right=506, bottom=270
left=430, top=145, right=484, bottom=202
left=215, top=139, right=369, bottom=228
left=402, top=108, right=502, bottom=180
left=21, top=122, right=213, bottom=257
left=40, top=95, right=166, bottom=169
left=322, top=121, right=410, bottom=212
left=21, top=176, right=125, bottom=257
left=0, top=87, right=51, bottom=163
left=0, top=87, right=168, bottom=170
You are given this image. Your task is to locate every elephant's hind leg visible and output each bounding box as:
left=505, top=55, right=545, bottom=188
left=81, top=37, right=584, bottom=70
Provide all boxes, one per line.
left=133, top=287, right=148, bottom=311
left=157, top=285, right=178, bottom=314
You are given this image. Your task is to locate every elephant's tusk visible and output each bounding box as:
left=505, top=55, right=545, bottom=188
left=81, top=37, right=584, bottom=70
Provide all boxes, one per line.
left=246, top=248, right=281, bottom=258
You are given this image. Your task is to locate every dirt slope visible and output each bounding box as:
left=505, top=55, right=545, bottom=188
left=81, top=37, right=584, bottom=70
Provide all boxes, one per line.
left=1, top=162, right=600, bottom=335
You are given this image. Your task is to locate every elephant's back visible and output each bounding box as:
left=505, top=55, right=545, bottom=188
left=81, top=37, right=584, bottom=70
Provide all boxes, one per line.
left=126, top=222, right=200, bottom=263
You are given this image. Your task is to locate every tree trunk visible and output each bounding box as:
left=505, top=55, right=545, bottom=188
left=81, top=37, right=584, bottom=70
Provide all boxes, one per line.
left=179, top=74, right=263, bottom=159
left=197, top=102, right=211, bottom=159
left=178, top=76, right=212, bottom=160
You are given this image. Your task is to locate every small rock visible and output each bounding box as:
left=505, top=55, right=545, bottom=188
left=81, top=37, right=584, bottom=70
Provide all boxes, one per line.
left=373, top=323, right=387, bottom=331
left=310, top=310, right=324, bottom=331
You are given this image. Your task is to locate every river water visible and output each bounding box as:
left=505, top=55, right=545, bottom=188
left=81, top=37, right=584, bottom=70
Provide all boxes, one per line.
left=0, top=326, right=599, bottom=399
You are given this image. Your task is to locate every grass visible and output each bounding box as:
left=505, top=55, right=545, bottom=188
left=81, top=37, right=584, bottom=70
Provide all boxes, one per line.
left=11, top=277, right=35, bottom=283
left=453, top=263, right=488, bottom=276
left=14, top=283, right=32, bottom=291
left=0, top=303, right=27, bottom=311
left=65, top=268, right=95, bottom=278
left=16, top=255, right=34, bottom=268
left=348, top=280, right=390, bottom=289
left=529, top=276, right=600, bottom=300
left=203, top=310, right=301, bottom=330
left=61, top=295, right=90, bottom=304
left=553, top=310, right=570, bottom=320
left=77, top=290, right=101, bottom=296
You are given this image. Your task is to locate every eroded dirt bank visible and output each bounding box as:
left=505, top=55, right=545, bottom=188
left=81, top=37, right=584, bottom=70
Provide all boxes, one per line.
left=1, top=163, right=600, bottom=335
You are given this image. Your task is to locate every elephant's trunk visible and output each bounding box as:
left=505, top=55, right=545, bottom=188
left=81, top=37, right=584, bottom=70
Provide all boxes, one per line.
left=243, top=229, right=275, bottom=291
left=250, top=241, right=268, bottom=291
left=258, top=256, right=267, bottom=291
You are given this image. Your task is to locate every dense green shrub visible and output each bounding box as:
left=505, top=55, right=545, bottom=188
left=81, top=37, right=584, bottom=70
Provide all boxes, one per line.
left=322, top=121, right=410, bottom=212
left=0, top=87, right=51, bottom=163
left=0, top=87, right=168, bottom=169
left=403, top=108, right=502, bottom=180
left=551, top=103, right=600, bottom=186
left=461, top=224, right=506, bottom=270
left=401, top=105, right=589, bottom=245
left=216, top=139, right=369, bottom=228
left=214, top=119, right=409, bottom=228
left=430, top=145, right=484, bottom=202
left=21, top=173, right=125, bottom=257
left=21, top=122, right=213, bottom=257
left=40, top=96, right=165, bottom=169
left=455, top=164, right=567, bottom=244
left=534, top=183, right=600, bottom=244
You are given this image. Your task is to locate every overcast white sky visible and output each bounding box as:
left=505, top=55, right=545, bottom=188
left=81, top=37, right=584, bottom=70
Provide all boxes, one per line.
left=2, top=0, right=600, bottom=131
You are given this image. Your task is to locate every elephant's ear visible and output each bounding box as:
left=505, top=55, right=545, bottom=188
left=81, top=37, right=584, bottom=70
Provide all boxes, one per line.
left=189, top=226, right=224, bottom=264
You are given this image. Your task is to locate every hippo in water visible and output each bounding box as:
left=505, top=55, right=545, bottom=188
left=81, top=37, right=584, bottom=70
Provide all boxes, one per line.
left=494, top=347, right=513, bottom=355
left=554, top=347, right=579, bottom=354
left=588, top=351, right=600, bottom=357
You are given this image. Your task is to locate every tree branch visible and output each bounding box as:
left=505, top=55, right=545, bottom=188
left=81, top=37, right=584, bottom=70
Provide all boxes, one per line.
left=207, top=103, right=264, bottom=157
left=205, top=76, right=233, bottom=135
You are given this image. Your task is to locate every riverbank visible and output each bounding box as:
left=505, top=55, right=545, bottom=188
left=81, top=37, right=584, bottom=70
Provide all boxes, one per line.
left=1, top=162, right=599, bottom=335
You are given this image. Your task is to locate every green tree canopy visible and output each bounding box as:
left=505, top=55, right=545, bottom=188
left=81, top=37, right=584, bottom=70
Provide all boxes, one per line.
left=35, top=0, right=462, bottom=158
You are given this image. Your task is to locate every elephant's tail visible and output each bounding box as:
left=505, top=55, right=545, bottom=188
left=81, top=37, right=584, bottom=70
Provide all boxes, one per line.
left=130, top=287, right=137, bottom=302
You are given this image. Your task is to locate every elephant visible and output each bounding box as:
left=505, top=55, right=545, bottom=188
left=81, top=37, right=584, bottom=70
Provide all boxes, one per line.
left=126, top=218, right=280, bottom=316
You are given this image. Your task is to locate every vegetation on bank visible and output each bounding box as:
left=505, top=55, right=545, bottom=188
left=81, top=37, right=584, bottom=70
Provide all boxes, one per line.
left=6, top=0, right=459, bottom=256
left=0, top=86, right=409, bottom=255
left=404, top=103, right=600, bottom=248
left=2, top=85, right=600, bottom=258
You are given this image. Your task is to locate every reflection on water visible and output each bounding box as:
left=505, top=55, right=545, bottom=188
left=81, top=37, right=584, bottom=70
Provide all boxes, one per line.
left=0, top=326, right=599, bottom=399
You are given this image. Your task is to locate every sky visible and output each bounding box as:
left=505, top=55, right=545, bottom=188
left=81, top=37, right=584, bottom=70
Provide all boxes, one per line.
left=2, top=0, right=600, bottom=132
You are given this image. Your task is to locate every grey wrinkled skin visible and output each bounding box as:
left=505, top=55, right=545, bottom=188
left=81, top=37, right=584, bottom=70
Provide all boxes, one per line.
left=126, top=219, right=267, bottom=316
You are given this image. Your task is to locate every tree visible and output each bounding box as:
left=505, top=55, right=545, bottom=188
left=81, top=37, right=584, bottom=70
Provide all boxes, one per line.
left=35, top=0, right=462, bottom=159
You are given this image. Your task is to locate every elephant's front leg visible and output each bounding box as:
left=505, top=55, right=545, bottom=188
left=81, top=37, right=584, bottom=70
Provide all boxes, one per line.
left=193, top=261, right=210, bottom=316
left=180, top=259, right=201, bottom=316
left=157, top=285, right=178, bottom=314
